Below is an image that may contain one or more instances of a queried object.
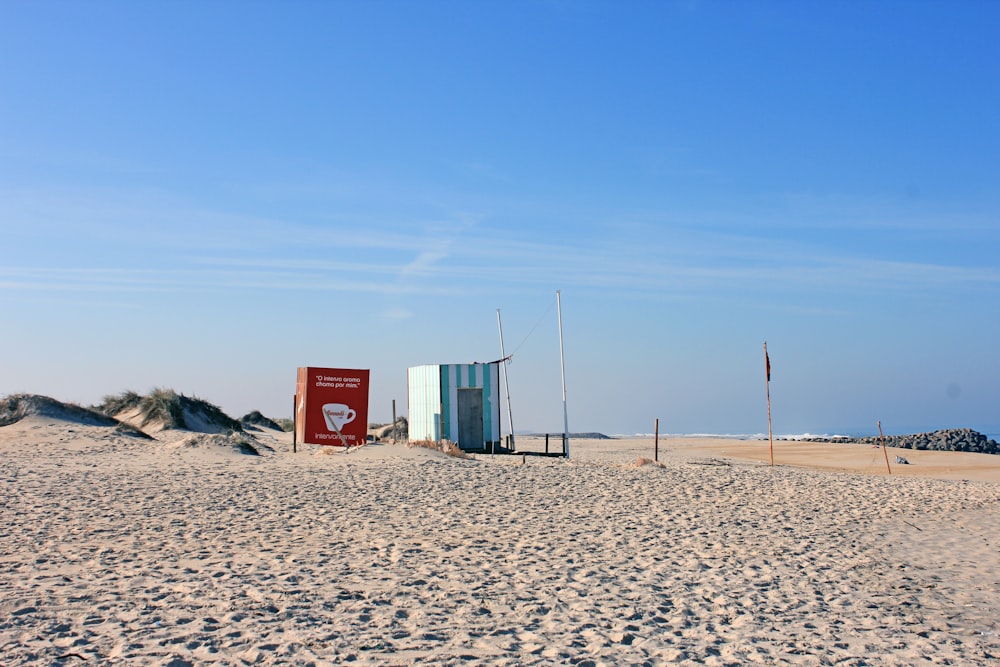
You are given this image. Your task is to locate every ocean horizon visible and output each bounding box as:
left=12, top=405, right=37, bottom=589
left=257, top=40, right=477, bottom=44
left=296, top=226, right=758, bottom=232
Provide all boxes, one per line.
left=614, top=428, right=1000, bottom=442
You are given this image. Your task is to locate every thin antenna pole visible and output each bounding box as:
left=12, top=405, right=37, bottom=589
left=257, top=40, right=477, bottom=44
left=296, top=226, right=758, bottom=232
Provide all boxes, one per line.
left=497, top=309, right=515, bottom=450
left=765, top=341, right=773, bottom=467
left=557, top=290, right=570, bottom=459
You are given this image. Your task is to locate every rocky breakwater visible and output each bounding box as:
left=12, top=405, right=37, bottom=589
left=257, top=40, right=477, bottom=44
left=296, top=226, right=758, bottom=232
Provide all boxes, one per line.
left=846, top=428, right=999, bottom=454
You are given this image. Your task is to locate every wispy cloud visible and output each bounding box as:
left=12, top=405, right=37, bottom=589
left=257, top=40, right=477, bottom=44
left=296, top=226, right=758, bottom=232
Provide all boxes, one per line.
left=3, top=184, right=996, bottom=304
left=380, top=307, right=414, bottom=320
left=399, top=250, right=450, bottom=278
left=5, top=226, right=995, bottom=302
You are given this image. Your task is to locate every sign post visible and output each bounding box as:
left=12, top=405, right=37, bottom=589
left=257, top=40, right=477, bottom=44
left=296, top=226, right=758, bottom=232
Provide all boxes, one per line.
left=295, top=367, right=371, bottom=448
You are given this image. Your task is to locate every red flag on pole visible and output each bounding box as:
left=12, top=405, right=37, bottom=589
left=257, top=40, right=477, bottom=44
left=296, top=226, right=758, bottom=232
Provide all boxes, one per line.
left=764, top=341, right=773, bottom=467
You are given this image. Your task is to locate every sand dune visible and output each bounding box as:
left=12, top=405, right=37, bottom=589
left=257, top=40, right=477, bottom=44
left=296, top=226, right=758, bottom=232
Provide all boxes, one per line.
left=2, top=422, right=999, bottom=666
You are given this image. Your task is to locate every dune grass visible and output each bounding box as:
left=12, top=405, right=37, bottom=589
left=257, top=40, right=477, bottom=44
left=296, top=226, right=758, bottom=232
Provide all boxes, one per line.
left=99, top=388, right=242, bottom=432
left=272, top=418, right=294, bottom=432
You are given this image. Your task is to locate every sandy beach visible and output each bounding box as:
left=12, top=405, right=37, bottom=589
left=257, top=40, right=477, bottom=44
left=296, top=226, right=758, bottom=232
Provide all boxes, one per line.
left=2, top=418, right=999, bottom=666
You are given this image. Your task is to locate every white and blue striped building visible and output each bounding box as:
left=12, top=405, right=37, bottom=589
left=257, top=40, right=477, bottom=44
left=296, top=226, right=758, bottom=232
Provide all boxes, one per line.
left=407, top=363, right=502, bottom=450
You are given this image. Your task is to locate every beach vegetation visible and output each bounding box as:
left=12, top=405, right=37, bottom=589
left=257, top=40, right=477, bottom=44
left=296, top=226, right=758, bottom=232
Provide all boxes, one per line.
left=370, top=417, right=408, bottom=441
left=97, top=390, right=143, bottom=416
left=408, top=439, right=471, bottom=459
left=2, top=393, right=115, bottom=428
left=240, top=410, right=284, bottom=431
left=98, top=387, right=186, bottom=428
left=98, top=388, right=243, bottom=433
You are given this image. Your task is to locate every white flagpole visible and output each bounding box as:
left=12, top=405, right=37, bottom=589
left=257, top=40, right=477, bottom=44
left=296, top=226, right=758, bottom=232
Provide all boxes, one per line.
left=497, top=309, right=515, bottom=450
left=557, top=290, right=570, bottom=459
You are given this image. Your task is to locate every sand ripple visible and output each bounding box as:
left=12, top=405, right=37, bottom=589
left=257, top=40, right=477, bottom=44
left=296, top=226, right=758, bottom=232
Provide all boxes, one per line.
left=2, top=427, right=999, bottom=665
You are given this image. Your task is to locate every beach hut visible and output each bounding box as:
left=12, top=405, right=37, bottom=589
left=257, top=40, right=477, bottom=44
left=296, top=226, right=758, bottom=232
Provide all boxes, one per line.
left=407, top=363, right=501, bottom=451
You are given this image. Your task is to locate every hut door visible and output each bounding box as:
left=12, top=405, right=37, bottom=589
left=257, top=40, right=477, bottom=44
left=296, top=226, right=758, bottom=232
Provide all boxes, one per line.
left=456, top=388, right=484, bottom=450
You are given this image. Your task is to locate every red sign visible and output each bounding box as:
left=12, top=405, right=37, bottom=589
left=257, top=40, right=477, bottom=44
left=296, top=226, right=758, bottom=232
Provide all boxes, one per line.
left=295, top=367, right=370, bottom=447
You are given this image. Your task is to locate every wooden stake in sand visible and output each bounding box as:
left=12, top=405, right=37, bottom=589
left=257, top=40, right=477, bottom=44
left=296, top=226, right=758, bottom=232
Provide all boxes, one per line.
left=655, top=417, right=660, bottom=462
left=878, top=420, right=891, bottom=475
left=765, top=341, right=774, bottom=467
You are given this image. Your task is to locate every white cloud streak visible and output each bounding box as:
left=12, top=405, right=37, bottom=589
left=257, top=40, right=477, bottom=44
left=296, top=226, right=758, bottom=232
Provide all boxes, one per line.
left=3, top=185, right=996, bottom=303
left=3, top=235, right=994, bottom=302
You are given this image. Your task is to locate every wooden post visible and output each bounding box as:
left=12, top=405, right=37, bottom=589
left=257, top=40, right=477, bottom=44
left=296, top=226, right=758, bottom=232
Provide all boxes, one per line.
left=292, top=394, right=297, bottom=454
left=545, top=433, right=549, bottom=454
left=392, top=399, right=397, bottom=444
left=879, top=420, right=891, bottom=475
left=765, top=341, right=774, bottom=467
left=655, top=418, right=659, bottom=462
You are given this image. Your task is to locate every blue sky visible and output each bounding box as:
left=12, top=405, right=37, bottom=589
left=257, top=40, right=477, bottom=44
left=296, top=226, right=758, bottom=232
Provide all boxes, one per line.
left=2, top=1, right=998, bottom=436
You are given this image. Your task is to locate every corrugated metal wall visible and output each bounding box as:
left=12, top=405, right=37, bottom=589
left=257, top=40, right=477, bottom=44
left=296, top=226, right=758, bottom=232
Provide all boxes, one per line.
left=440, top=364, right=499, bottom=445
left=407, top=363, right=501, bottom=447
left=407, top=365, right=441, bottom=441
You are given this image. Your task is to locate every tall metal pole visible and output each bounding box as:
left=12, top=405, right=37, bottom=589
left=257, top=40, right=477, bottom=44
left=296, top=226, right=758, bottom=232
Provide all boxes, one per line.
left=557, top=290, right=570, bottom=459
left=497, top=309, right=515, bottom=450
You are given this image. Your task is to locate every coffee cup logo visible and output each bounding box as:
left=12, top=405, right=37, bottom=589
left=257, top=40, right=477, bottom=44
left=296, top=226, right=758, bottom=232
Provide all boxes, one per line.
left=322, top=403, right=356, bottom=432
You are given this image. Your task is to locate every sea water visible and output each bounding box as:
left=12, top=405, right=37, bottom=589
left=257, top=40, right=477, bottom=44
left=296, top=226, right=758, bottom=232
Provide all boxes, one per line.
left=622, top=427, right=1000, bottom=441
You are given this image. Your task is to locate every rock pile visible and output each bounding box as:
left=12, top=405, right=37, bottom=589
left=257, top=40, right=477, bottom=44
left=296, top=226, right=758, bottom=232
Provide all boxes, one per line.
left=814, top=428, right=1000, bottom=454
left=851, top=428, right=999, bottom=454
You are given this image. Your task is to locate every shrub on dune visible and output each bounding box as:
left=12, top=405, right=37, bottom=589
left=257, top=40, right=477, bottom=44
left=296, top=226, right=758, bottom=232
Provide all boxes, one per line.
left=100, top=388, right=242, bottom=433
